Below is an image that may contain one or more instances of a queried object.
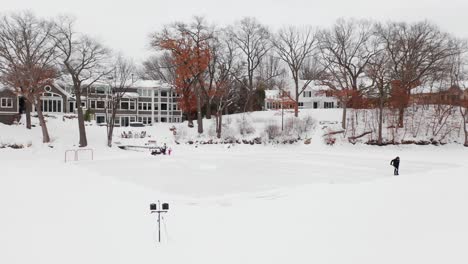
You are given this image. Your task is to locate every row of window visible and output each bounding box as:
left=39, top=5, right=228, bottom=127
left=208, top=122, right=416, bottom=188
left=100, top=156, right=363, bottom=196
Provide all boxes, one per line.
left=324, top=102, right=335, bottom=108
left=96, top=115, right=181, bottom=125
left=137, top=116, right=181, bottom=124
left=138, top=102, right=178, bottom=111
left=137, top=89, right=178, bottom=98
left=266, top=101, right=336, bottom=109
left=87, top=100, right=179, bottom=111
left=1, top=98, right=13, bottom=108
left=302, top=91, right=334, bottom=97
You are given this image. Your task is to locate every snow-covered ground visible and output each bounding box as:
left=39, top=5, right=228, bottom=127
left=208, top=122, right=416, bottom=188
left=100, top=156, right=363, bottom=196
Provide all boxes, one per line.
left=1, top=109, right=467, bottom=264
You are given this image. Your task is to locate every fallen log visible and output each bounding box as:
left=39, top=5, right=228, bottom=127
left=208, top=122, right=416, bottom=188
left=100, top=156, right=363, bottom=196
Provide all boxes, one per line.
left=323, top=130, right=345, bottom=137
left=348, top=131, right=372, bottom=144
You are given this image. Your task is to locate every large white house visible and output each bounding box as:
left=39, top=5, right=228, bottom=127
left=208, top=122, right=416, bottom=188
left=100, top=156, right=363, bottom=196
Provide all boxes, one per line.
left=264, top=80, right=340, bottom=110
left=0, top=79, right=183, bottom=126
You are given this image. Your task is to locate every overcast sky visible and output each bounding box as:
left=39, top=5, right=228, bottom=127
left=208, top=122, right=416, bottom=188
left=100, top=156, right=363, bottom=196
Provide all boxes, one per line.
left=3, top=0, right=468, bottom=61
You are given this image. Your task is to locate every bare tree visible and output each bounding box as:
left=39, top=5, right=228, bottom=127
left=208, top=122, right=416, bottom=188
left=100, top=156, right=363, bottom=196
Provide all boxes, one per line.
left=0, top=12, right=57, bottom=142
left=53, top=17, right=111, bottom=147
left=445, top=39, right=468, bottom=146
left=228, top=17, right=271, bottom=112
left=375, top=21, right=458, bottom=127
left=272, top=26, right=318, bottom=117
left=212, top=39, right=241, bottom=138
left=105, top=55, right=136, bottom=147
left=141, top=53, right=176, bottom=83
left=366, top=47, right=391, bottom=145
left=257, top=53, right=285, bottom=90
left=318, top=18, right=379, bottom=129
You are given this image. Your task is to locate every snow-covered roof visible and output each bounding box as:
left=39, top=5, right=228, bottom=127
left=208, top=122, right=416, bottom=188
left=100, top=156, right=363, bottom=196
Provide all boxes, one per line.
left=53, top=83, right=73, bottom=98
left=0, top=83, right=15, bottom=93
left=122, top=92, right=140, bottom=99
left=131, top=80, right=173, bottom=89
left=266, top=79, right=331, bottom=99
left=276, top=79, right=330, bottom=93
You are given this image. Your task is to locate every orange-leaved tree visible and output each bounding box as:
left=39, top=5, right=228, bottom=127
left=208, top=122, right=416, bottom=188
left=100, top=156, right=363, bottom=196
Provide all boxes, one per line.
left=152, top=18, right=212, bottom=132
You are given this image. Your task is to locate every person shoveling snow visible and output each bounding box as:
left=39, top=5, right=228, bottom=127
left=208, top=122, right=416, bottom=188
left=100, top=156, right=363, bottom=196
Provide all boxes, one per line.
left=390, top=156, right=400, bottom=176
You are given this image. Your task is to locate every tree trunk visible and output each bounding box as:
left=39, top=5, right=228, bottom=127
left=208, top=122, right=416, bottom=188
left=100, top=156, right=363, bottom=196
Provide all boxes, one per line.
left=187, top=112, right=194, bottom=128
left=464, top=120, right=468, bottom=147
left=341, top=101, right=347, bottom=129
left=248, top=94, right=254, bottom=112
left=461, top=107, right=468, bottom=147
left=206, top=100, right=212, bottom=119
left=196, top=86, right=203, bottom=134
left=25, top=101, right=32, bottom=129
left=294, top=78, right=299, bottom=117
left=33, top=98, right=50, bottom=143
left=216, top=111, right=223, bottom=139
left=398, top=107, right=404, bottom=128
left=243, top=93, right=252, bottom=113
left=75, top=90, right=88, bottom=147
left=378, top=97, right=384, bottom=145
left=107, top=110, right=117, bottom=147
left=248, top=74, right=254, bottom=112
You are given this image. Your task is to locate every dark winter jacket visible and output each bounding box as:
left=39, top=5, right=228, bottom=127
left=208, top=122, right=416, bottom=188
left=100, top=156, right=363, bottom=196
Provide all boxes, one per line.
left=390, top=158, right=400, bottom=168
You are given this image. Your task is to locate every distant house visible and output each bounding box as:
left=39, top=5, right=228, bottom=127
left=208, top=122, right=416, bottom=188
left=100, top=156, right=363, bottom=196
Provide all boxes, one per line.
left=75, top=80, right=183, bottom=126
left=264, top=80, right=339, bottom=110
left=0, top=85, right=20, bottom=125
left=410, top=85, right=468, bottom=106
left=0, top=79, right=183, bottom=126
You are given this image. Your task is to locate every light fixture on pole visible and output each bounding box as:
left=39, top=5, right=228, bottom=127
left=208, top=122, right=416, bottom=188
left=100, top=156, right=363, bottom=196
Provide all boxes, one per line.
left=150, top=201, right=170, bottom=243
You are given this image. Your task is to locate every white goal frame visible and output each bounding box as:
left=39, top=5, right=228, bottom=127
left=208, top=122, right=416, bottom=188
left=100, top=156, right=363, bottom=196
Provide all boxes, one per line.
left=64, top=148, right=94, bottom=162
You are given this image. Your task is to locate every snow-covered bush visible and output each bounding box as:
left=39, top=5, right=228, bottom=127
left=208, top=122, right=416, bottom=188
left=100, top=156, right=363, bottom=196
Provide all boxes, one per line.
left=264, top=122, right=281, bottom=140
left=221, top=125, right=237, bottom=140
left=238, top=114, right=255, bottom=135
left=207, top=121, right=217, bottom=138
left=283, top=116, right=317, bottom=138
left=174, top=125, right=188, bottom=142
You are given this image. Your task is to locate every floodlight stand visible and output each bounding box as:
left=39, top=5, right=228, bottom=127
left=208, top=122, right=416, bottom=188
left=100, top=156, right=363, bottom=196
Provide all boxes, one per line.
left=151, top=201, right=168, bottom=243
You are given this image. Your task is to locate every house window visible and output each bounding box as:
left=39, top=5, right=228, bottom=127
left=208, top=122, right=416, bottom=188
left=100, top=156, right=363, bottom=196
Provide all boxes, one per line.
left=39, top=99, right=62, bottom=113
left=298, top=102, right=304, bottom=108
left=138, top=89, right=152, bottom=97
left=324, top=102, right=335, bottom=108
left=172, top=104, right=178, bottom=110
left=138, top=102, right=152, bottom=111
left=121, top=102, right=129, bottom=110
left=138, top=116, right=152, bottom=125
left=161, top=103, right=167, bottom=110
left=161, top=91, right=168, bottom=97
left=120, top=100, right=135, bottom=110
left=96, top=115, right=106, bottom=124
left=96, top=101, right=105, bottom=109
left=303, top=91, right=312, bottom=98
left=1, top=98, right=13, bottom=108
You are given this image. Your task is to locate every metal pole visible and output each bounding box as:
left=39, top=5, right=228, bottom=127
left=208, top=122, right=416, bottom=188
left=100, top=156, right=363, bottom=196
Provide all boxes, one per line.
left=281, top=100, right=284, bottom=131
left=158, top=212, right=161, bottom=242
